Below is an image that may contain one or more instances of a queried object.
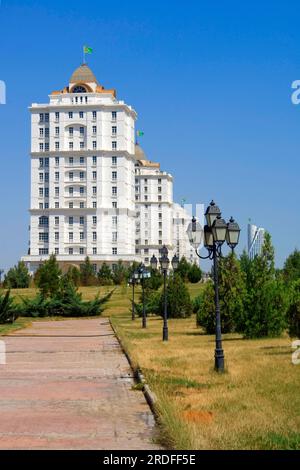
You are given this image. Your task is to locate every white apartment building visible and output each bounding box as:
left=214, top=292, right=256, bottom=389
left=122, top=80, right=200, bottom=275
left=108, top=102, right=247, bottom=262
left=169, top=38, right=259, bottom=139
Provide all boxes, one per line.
left=22, top=64, right=197, bottom=273
left=248, top=222, right=265, bottom=260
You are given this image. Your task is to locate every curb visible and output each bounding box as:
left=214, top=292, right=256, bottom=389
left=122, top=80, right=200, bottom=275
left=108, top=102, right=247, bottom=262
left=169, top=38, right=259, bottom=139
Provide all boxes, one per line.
left=109, top=318, right=158, bottom=417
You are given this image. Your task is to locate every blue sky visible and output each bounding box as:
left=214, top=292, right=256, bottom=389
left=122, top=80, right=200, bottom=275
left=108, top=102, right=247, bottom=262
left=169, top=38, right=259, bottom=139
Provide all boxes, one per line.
left=0, top=0, right=300, bottom=271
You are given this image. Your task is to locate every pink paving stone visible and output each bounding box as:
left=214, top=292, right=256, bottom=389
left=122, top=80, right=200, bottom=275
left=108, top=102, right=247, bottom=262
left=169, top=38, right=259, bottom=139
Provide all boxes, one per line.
left=0, top=318, right=159, bottom=450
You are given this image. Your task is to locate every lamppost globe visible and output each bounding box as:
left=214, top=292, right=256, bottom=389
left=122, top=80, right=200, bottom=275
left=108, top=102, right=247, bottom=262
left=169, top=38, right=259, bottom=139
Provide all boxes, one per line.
left=205, top=200, right=221, bottom=228
left=160, top=245, right=168, bottom=257
left=212, top=216, right=227, bottom=244
left=150, top=254, right=158, bottom=270
left=160, top=255, right=169, bottom=271
left=204, top=225, right=214, bottom=249
left=226, top=217, right=241, bottom=249
left=186, top=216, right=203, bottom=250
left=171, top=254, right=179, bottom=270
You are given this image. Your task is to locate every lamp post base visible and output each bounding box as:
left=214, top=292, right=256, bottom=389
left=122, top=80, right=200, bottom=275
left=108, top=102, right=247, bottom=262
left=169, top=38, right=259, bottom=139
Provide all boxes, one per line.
left=163, top=326, right=168, bottom=341
left=214, top=349, right=225, bottom=373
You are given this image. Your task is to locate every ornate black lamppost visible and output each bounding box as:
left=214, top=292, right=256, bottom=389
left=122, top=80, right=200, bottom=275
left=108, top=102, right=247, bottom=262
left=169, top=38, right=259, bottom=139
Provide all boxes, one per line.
left=137, top=264, right=151, bottom=328
left=187, top=201, right=241, bottom=372
left=129, top=270, right=139, bottom=320
left=150, top=247, right=179, bottom=341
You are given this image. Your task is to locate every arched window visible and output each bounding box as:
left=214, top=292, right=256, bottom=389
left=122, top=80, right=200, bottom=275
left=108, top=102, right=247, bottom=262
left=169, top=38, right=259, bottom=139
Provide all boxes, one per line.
left=72, top=85, right=87, bottom=93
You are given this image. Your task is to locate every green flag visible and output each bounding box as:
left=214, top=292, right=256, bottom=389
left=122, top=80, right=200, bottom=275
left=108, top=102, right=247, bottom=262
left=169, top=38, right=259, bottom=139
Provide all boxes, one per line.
left=83, top=46, right=93, bottom=54
left=136, top=130, right=144, bottom=137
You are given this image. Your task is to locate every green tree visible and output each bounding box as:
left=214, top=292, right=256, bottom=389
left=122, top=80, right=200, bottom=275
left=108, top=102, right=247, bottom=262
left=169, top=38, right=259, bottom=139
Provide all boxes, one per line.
left=80, top=257, right=97, bottom=286
left=287, top=279, right=300, bottom=338
left=34, top=255, right=62, bottom=298
left=0, top=290, right=19, bottom=324
left=283, top=249, right=300, bottom=285
left=112, top=260, right=128, bottom=285
left=65, top=266, right=81, bottom=287
left=159, top=273, right=192, bottom=318
left=187, top=263, right=202, bottom=284
left=144, top=268, right=163, bottom=291
left=4, top=261, right=31, bottom=289
left=97, top=263, right=113, bottom=285
left=240, top=233, right=288, bottom=338
left=176, top=257, right=191, bottom=282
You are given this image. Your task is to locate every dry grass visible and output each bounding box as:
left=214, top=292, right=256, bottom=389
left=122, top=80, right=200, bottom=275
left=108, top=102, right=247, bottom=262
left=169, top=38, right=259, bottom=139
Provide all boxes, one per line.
left=4, top=284, right=300, bottom=449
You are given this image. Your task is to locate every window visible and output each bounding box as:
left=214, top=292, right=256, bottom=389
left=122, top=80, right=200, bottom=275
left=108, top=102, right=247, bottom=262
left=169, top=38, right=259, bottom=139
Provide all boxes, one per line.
left=69, top=232, right=73, bottom=242
left=69, top=247, right=73, bottom=255
left=112, top=186, right=117, bottom=196
left=112, top=171, right=117, bottom=180
left=80, top=171, right=85, bottom=180
left=39, top=216, right=48, bottom=226
left=144, top=186, right=148, bottom=193
left=55, top=216, right=59, bottom=225
left=144, top=178, right=148, bottom=183
left=69, top=202, right=73, bottom=208
left=92, top=264, right=97, bottom=273
left=158, top=178, right=161, bottom=184
left=112, top=111, right=117, bottom=122
left=55, top=187, right=59, bottom=196
left=39, top=113, right=44, bottom=122
left=112, top=247, right=117, bottom=255
left=44, top=202, right=49, bottom=208
left=55, top=112, right=59, bottom=121
left=55, top=202, right=59, bottom=208
left=39, top=158, right=44, bottom=167
left=69, top=142, right=73, bottom=150
left=55, top=157, right=59, bottom=166
left=93, top=232, right=97, bottom=241
left=69, top=112, right=73, bottom=119
left=45, top=113, right=49, bottom=122
left=55, top=248, right=59, bottom=255
left=45, top=188, right=49, bottom=198
left=92, top=111, right=97, bottom=120
left=55, top=127, right=59, bottom=136
left=80, top=202, right=85, bottom=208
left=144, top=248, right=149, bottom=254
left=112, top=156, right=117, bottom=166
left=69, top=157, right=73, bottom=165
left=92, top=125, right=97, bottom=135
left=92, top=216, right=97, bottom=225
left=80, top=156, right=85, bottom=165
left=112, top=232, right=117, bottom=242
left=45, top=157, right=49, bottom=167
left=55, top=141, right=59, bottom=150
left=92, top=141, right=97, bottom=149
left=112, top=216, right=117, bottom=226
left=158, top=213, right=162, bottom=219
left=79, top=111, right=84, bottom=118
left=55, top=232, right=59, bottom=241
left=112, top=201, right=117, bottom=209
left=159, top=231, right=162, bottom=237
left=39, top=143, right=44, bottom=151
left=39, top=203, right=43, bottom=209
left=44, top=173, right=49, bottom=182
left=39, top=172, right=44, bottom=182
left=45, top=143, right=49, bottom=151
left=80, top=126, right=84, bottom=135
left=69, top=216, right=73, bottom=226
left=80, top=186, right=85, bottom=195
left=80, top=232, right=84, bottom=241
left=92, top=186, right=97, bottom=195
left=92, top=171, right=97, bottom=180
left=92, top=155, right=97, bottom=165
left=69, top=172, right=73, bottom=181
left=158, top=187, right=162, bottom=193
left=144, top=196, right=148, bottom=201
left=80, top=247, right=84, bottom=255
left=93, top=247, right=97, bottom=255
left=112, top=126, right=117, bottom=135
left=69, top=187, right=73, bottom=195
left=159, top=222, right=162, bottom=228
left=55, top=172, right=59, bottom=181
left=39, top=128, right=44, bottom=137
left=158, top=195, right=162, bottom=201
left=92, top=201, right=97, bottom=208
left=39, top=232, right=49, bottom=242
left=39, top=248, right=49, bottom=255
left=45, top=128, right=49, bottom=138
left=79, top=141, right=84, bottom=149
left=112, top=141, right=117, bottom=150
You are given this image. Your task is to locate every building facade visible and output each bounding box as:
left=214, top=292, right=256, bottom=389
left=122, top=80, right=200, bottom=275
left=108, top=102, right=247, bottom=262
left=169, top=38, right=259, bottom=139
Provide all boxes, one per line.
left=248, top=222, right=265, bottom=260
left=22, top=64, right=197, bottom=273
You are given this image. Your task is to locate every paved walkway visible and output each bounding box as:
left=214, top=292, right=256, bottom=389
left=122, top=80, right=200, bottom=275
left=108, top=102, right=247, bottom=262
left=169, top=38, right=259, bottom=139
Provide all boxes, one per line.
left=0, top=318, right=159, bottom=450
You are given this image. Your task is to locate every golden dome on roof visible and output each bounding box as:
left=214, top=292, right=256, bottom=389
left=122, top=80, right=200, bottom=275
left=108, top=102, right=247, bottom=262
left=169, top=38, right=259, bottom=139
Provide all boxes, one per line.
left=70, top=64, right=98, bottom=84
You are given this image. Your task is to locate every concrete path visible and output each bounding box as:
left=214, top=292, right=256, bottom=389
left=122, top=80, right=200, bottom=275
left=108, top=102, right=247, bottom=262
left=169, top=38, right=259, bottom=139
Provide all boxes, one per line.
left=0, top=318, right=159, bottom=450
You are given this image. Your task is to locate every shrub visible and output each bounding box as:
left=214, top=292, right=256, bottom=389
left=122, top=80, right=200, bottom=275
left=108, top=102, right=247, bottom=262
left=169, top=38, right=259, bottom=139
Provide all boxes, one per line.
left=65, top=266, right=81, bottom=287
left=159, top=274, right=192, bottom=318
left=0, top=290, right=19, bottom=323
left=34, top=254, right=61, bottom=297
left=176, top=257, right=191, bottom=282
left=98, top=263, right=113, bottom=286
left=80, top=256, right=97, bottom=286
left=287, top=279, right=300, bottom=338
left=187, top=264, right=202, bottom=284
left=112, top=260, right=128, bottom=285
left=4, top=261, right=31, bottom=289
